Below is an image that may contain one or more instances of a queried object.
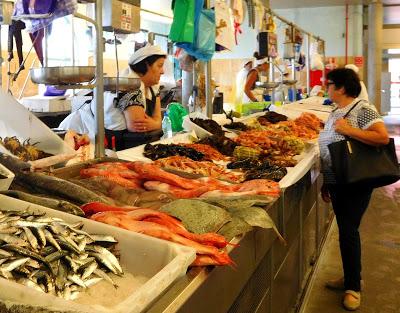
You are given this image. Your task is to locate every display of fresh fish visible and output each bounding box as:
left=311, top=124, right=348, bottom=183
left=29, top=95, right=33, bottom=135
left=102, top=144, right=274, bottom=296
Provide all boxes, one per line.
left=91, top=211, right=233, bottom=266
left=0, top=208, right=122, bottom=299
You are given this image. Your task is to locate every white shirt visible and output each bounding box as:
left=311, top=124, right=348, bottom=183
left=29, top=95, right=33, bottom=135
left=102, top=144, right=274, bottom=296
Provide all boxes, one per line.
left=97, top=68, right=160, bottom=131
left=359, top=81, right=369, bottom=103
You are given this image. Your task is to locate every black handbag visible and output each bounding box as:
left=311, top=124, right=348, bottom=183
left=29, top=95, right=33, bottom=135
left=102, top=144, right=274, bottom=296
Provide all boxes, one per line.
left=328, top=102, right=400, bottom=188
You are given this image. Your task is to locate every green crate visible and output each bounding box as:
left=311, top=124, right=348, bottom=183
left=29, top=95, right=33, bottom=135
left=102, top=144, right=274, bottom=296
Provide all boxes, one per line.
left=235, top=101, right=270, bottom=115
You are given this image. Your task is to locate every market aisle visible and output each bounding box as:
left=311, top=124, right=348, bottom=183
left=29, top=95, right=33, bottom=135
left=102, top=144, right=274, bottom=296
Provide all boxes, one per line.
left=299, top=180, right=400, bottom=313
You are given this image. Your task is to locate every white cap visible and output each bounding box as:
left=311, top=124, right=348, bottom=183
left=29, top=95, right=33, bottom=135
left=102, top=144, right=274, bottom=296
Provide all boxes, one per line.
left=128, top=44, right=167, bottom=65
left=345, top=64, right=359, bottom=74
left=255, top=57, right=268, bottom=66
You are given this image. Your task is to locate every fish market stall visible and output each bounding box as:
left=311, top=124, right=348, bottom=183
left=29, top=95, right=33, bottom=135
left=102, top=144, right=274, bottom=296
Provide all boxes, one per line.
left=108, top=109, right=332, bottom=313
left=0, top=195, right=195, bottom=313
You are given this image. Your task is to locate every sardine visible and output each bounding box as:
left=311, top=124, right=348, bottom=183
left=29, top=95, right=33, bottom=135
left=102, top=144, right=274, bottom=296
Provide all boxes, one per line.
left=94, top=268, right=118, bottom=288
left=25, top=258, right=40, bottom=269
left=45, top=250, right=67, bottom=263
left=55, top=261, right=67, bottom=292
left=86, top=245, right=123, bottom=275
left=0, top=248, right=12, bottom=258
left=43, top=229, right=61, bottom=251
left=55, top=237, right=80, bottom=255
left=23, top=227, right=39, bottom=250
left=65, top=256, right=81, bottom=273
left=0, top=233, right=28, bottom=246
left=77, top=237, right=87, bottom=252
left=39, top=246, right=56, bottom=256
left=90, top=234, right=118, bottom=244
left=67, top=274, right=86, bottom=288
left=14, top=220, right=47, bottom=228
left=48, top=223, right=69, bottom=237
left=81, top=261, right=97, bottom=280
left=89, top=252, right=120, bottom=275
left=31, top=227, right=46, bottom=247
left=1, top=244, right=54, bottom=275
left=0, top=257, right=30, bottom=272
left=84, top=276, right=103, bottom=287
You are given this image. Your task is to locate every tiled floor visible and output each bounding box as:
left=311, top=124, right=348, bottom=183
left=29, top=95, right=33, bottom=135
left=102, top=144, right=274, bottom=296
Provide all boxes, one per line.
left=299, top=117, right=400, bottom=313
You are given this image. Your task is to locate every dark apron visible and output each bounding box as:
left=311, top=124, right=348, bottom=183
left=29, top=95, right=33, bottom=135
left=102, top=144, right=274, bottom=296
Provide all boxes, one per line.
left=105, top=88, right=163, bottom=151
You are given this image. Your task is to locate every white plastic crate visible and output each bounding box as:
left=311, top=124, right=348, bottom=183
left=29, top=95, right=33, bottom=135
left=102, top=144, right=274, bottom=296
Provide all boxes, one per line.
left=0, top=91, right=74, bottom=156
left=21, top=95, right=72, bottom=113
left=0, top=195, right=196, bottom=313
left=182, top=113, right=213, bottom=139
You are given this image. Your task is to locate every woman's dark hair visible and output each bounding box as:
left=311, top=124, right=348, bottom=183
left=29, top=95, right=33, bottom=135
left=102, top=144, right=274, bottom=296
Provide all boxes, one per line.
left=129, top=54, right=166, bottom=75
left=326, top=68, right=361, bottom=98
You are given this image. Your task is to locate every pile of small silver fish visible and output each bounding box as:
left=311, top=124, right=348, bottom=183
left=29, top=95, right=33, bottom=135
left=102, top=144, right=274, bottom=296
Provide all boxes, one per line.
left=0, top=208, right=123, bottom=300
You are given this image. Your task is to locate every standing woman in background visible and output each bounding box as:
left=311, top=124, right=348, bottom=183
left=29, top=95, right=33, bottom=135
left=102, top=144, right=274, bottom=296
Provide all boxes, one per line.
left=242, top=52, right=269, bottom=103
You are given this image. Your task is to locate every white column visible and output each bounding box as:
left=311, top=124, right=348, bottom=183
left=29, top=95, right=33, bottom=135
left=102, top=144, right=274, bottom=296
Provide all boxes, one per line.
left=367, top=1, right=383, bottom=112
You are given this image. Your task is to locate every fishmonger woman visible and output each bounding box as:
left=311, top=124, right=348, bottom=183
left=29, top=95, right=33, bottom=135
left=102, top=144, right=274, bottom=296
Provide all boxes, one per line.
left=102, top=45, right=167, bottom=150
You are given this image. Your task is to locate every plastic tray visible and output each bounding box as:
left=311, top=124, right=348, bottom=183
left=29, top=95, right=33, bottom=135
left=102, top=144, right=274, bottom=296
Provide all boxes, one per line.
left=0, top=163, right=15, bottom=191
left=0, top=195, right=196, bottom=313
left=0, top=91, right=74, bottom=156
left=182, top=113, right=213, bottom=139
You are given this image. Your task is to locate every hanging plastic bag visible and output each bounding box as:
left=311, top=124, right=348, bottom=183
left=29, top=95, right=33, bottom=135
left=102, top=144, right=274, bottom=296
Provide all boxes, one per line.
left=215, top=0, right=235, bottom=51
left=169, top=0, right=195, bottom=44
left=168, top=102, right=188, bottom=132
left=174, top=47, right=195, bottom=72
left=178, top=8, right=216, bottom=61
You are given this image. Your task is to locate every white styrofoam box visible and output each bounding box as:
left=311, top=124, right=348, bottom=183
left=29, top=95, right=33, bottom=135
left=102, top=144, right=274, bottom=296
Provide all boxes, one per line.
left=182, top=113, right=213, bottom=139
left=0, top=91, right=75, bottom=156
left=0, top=195, right=196, bottom=313
left=21, top=95, right=72, bottom=113
left=0, top=163, right=14, bottom=191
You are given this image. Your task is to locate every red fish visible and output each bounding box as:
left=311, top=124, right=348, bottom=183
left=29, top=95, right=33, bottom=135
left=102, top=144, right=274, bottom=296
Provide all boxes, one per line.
left=127, top=162, right=204, bottom=190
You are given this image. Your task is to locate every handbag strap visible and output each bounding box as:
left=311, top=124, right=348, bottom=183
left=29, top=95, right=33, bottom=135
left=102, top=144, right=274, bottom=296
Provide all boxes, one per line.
left=342, top=100, right=364, bottom=118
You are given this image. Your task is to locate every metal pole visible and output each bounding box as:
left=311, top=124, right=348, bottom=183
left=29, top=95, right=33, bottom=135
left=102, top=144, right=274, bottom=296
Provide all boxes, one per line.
left=269, top=57, right=275, bottom=105
left=321, top=41, right=326, bottom=89
left=0, top=25, right=2, bottom=89
left=291, top=58, right=296, bottom=102
left=306, top=34, right=311, bottom=96
left=94, top=0, right=105, bottom=158
left=204, top=0, right=212, bottom=118
left=43, top=26, right=48, bottom=67
left=205, top=61, right=212, bottom=118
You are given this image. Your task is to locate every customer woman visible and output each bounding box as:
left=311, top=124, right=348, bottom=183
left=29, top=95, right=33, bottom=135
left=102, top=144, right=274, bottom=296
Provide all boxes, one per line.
left=103, top=44, right=166, bottom=150
left=318, top=68, right=389, bottom=310
left=242, top=52, right=269, bottom=103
